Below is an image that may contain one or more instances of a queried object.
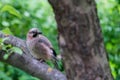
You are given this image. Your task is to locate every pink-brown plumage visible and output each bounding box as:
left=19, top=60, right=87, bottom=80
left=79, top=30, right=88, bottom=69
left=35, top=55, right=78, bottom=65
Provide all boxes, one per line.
left=26, top=28, right=57, bottom=61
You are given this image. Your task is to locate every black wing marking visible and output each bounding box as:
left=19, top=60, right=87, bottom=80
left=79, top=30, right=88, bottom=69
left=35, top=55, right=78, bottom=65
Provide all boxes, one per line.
left=51, top=48, right=57, bottom=57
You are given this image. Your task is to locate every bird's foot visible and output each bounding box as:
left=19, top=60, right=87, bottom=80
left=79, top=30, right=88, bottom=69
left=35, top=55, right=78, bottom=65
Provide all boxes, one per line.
left=37, top=58, right=45, bottom=63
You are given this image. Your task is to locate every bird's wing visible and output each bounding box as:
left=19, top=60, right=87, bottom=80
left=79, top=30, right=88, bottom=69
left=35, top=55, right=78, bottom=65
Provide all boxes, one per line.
left=38, top=35, right=57, bottom=57
left=38, top=35, right=53, bottom=48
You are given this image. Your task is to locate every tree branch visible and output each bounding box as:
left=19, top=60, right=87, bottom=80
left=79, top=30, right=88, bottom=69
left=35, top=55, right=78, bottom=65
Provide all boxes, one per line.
left=0, top=33, right=66, bottom=80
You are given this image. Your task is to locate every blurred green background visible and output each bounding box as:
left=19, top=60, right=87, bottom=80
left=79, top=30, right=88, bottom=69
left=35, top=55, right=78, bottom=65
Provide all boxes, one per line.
left=0, top=0, right=119, bottom=80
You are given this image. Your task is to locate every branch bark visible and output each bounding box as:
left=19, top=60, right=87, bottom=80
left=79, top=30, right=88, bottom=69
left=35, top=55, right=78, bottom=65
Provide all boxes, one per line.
left=0, top=33, right=66, bottom=80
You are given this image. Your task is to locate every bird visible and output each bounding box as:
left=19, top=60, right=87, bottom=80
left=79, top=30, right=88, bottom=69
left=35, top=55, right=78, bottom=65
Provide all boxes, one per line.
left=26, top=28, right=58, bottom=68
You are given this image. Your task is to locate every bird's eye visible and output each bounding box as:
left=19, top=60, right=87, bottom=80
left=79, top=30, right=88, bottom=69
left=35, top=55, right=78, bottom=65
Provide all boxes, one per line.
left=29, top=31, right=36, bottom=34
left=32, top=31, right=35, bottom=33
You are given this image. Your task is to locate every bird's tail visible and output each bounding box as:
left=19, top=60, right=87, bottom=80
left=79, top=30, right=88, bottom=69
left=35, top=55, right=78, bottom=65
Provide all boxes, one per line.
left=52, top=56, right=59, bottom=69
left=51, top=49, right=64, bottom=71
left=52, top=56, right=64, bottom=71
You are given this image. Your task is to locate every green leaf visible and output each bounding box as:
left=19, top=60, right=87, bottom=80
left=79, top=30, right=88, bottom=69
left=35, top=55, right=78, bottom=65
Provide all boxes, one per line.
left=0, top=37, right=9, bottom=44
left=11, top=47, right=22, bottom=55
left=1, top=27, right=13, bottom=35
left=106, top=43, right=113, bottom=51
left=0, top=38, right=3, bottom=43
left=1, top=5, right=22, bottom=19
left=2, top=37, right=9, bottom=43
left=3, top=54, right=9, bottom=60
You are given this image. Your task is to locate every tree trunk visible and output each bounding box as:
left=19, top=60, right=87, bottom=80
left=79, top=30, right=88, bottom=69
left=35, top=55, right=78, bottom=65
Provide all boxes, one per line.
left=48, top=0, right=113, bottom=80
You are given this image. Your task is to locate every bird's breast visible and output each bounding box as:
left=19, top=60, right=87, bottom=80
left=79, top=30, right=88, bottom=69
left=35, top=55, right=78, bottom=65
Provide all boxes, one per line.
left=26, top=39, right=40, bottom=59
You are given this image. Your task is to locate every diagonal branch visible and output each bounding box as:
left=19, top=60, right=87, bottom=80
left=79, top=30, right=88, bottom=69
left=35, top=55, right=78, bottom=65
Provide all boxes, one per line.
left=0, top=33, right=66, bottom=80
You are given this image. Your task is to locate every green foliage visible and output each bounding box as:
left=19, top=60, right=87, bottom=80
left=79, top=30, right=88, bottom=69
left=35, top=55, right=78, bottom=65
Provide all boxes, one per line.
left=1, top=5, right=22, bottom=19
left=96, top=0, right=120, bottom=79
left=0, top=37, right=22, bottom=60
left=11, top=47, right=22, bottom=55
left=1, top=27, right=13, bottom=35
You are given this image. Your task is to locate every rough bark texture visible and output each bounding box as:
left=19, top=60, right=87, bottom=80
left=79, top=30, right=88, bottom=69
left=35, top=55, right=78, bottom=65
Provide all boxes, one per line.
left=48, top=0, right=113, bottom=80
left=0, top=33, right=67, bottom=80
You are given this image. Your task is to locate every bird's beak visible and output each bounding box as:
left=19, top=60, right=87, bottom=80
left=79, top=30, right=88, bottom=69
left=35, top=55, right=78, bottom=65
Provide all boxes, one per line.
left=38, top=32, right=42, bottom=34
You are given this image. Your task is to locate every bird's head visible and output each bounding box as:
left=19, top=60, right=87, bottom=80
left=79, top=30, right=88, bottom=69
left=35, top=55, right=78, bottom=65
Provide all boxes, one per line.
left=27, top=28, right=42, bottom=40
